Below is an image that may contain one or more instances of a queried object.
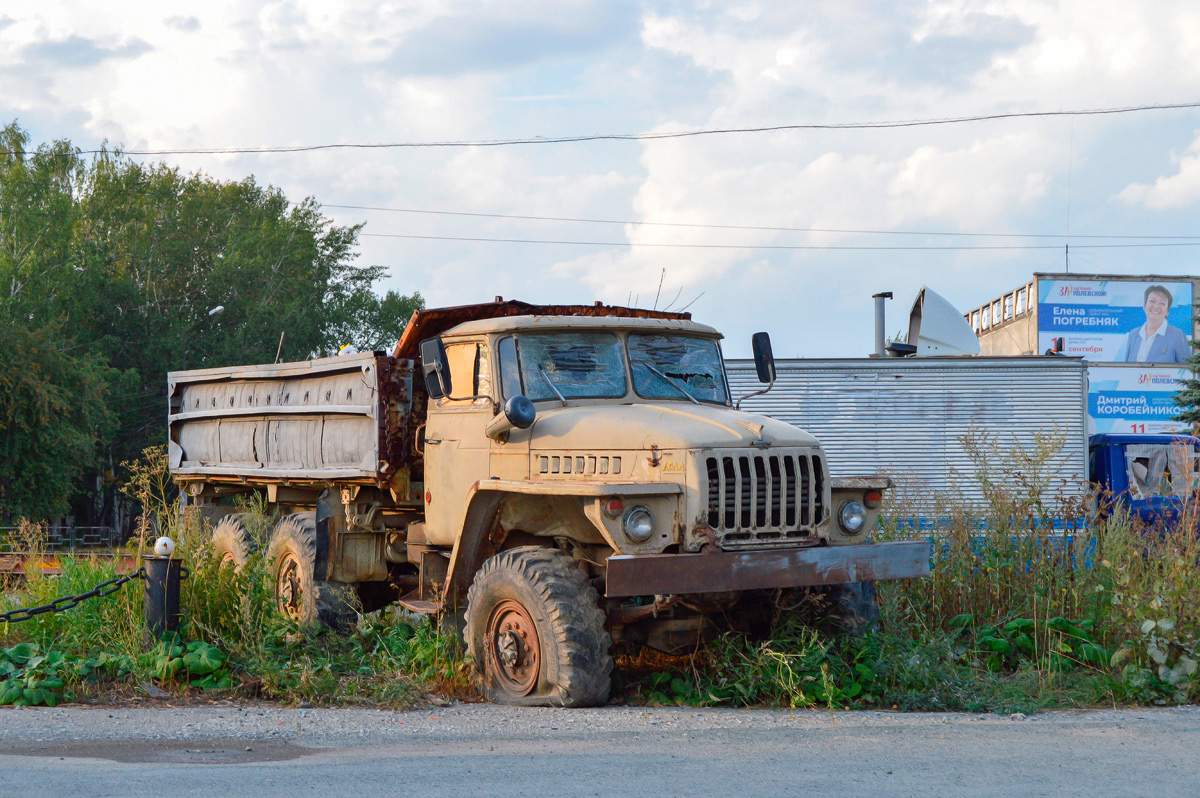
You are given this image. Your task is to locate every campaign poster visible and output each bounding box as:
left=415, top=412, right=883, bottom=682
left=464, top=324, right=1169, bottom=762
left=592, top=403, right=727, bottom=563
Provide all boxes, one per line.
left=1038, top=279, right=1193, bottom=363
left=1087, top=366, right=1190, bottom=435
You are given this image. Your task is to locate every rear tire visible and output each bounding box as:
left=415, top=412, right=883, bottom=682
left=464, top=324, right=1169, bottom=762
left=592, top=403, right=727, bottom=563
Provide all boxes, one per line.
left=265, top=512, right=357, bottom=630
left=465, top=547, right=612, bottom=707
left=211, top=514, right=255, bottom=570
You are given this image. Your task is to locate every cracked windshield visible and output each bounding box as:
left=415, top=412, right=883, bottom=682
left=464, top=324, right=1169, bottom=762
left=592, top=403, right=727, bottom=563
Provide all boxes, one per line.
left=514, top=332, right=627, bottom=400
left=628, top=334, right=729, bottom=405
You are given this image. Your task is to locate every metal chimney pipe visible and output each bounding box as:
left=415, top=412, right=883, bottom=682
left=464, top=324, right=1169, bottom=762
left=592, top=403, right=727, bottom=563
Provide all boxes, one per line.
left=872, top=292, right=893, bottom=357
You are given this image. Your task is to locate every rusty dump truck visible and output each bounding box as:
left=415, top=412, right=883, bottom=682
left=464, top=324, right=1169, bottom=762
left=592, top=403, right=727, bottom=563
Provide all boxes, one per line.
left=168, top=300, right=929, bottom=706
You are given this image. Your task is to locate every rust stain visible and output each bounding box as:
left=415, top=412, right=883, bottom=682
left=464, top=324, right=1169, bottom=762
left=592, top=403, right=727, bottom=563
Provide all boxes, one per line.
left=830, top=475, right=894, bottom=491
left=394, top=300, right=692, bottom=359
left=607, top=596, right=682, bottom=624
left=604, top=541, right=931, bottom=597
left=0, top=552, right=138, bottom=577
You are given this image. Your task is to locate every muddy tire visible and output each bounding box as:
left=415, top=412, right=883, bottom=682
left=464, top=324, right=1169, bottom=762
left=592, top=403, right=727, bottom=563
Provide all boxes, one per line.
left=265, top=512, right=357, bottom=630
left=465, top=547, right=612, bottom=707
left=825, top=582, right=880, bottom=636
left=211, top=514, right=255, bottom=569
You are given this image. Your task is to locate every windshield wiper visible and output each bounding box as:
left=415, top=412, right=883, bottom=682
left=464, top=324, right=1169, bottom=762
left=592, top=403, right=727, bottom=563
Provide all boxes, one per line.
left=537, top=365, right=568, bottom=406
left=636, top=361, right=699, bottom=404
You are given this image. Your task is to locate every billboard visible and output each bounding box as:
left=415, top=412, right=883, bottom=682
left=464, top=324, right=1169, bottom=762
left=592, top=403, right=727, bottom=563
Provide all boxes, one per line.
left=1087, top=366, right=1189, bottom=435
left=1037, top=278, right=1193, bottom=364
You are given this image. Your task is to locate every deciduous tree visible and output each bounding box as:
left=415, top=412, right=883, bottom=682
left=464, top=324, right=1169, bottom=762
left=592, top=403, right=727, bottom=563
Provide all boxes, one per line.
left=0, top=122, right=422, bottom=522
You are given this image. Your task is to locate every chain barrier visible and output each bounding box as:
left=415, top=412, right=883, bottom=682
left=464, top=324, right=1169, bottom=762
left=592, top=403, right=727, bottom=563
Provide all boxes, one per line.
left=0, top=567, right=147, bottom=624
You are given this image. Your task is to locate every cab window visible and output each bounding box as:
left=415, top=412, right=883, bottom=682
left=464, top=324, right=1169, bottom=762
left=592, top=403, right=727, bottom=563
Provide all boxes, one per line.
left=440, top=342, right=492, bottom=407
left=497, top=336, right=522, bottom=399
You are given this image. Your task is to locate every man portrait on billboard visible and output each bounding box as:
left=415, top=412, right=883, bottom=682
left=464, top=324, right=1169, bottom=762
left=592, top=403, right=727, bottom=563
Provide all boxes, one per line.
left=1119, top=284, right=1189, bottom=363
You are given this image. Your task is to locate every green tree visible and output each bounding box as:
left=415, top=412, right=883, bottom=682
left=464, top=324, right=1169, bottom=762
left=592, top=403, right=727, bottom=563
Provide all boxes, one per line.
left=0, top=320, right=116, bottom=520
left=1173, top=304, right=1200, bottom=431
left=0, top=122, right=423, bottom=522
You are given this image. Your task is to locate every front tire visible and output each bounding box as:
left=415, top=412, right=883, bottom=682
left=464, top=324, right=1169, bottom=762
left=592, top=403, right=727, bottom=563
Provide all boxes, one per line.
left=265, top=513, right=357, bottom=630
left=465, top=547, right=612, bottom=707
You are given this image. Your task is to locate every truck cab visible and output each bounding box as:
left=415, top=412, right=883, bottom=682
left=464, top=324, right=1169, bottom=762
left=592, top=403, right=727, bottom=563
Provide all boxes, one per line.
left=423, top=313, right=830, bottom=552
left=1089, top=433, right=1200, bottom=526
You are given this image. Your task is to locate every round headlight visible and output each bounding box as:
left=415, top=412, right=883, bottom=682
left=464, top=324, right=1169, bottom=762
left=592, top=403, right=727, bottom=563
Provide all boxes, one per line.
left=838, top=500, right=866, bottom=534
left=623, top=506, right=655, bottom=542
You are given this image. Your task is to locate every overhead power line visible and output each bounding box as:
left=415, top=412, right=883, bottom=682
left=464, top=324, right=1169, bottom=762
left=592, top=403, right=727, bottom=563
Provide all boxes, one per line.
left=327, top=203, right=1200, bottom=241
left=78, top=101, right=1200, bottom=156
left=359, top=232, right=1200, bottom=251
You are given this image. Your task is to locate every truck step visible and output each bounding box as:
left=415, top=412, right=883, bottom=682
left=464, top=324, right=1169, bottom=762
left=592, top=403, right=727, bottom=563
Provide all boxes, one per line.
left=396, top=590, right=440, bottom=614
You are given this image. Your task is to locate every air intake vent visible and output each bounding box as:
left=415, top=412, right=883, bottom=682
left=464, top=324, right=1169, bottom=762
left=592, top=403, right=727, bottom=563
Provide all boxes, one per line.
left=703, top=450, right=822, bottom=548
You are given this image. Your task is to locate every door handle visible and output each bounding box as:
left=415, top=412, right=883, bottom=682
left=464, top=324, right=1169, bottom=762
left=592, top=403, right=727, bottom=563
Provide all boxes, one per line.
left=425, top=438, right=443, bottom=445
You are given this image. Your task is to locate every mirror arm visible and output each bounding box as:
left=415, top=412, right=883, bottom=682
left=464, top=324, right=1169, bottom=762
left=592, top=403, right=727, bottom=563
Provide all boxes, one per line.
left=441, top=393, right=498, bottom=413
left=734, top=374, right=775, bottom=411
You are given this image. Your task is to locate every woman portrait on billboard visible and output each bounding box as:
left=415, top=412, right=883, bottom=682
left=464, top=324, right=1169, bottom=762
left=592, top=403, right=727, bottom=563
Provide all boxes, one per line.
left=1119, top=284, right=1189, bottom=363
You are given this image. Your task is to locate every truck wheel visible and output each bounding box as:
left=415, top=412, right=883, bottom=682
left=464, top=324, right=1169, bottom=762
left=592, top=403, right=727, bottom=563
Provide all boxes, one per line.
left=211, top=514, right=255, bottom=569
left=826, top=582, right=880, bottom=636
left=465, top=547, right=612, bottom=707
left=266, top=513, right=357, bottom=630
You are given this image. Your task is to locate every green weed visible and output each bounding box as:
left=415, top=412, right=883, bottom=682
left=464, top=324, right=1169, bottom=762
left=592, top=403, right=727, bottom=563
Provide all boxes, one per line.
left=627, top=427, right=1200, bottom=712
left=7, top=431, right=1200, bottom=712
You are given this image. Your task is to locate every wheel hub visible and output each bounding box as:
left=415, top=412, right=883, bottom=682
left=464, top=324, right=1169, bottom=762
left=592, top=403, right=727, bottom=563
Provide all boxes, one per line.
left=277, top=556, right=303, bottom=619
left=485, top=600, right=540, bottom=698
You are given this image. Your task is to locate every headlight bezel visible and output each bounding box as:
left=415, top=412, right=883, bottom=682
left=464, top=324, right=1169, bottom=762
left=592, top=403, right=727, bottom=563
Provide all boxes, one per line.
left=622, top=505, right=655, bottom=542
left=837, top=499, right=867, bottom=534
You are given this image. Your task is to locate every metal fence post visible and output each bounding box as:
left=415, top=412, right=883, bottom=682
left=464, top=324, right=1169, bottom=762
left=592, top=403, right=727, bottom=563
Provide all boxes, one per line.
left=143, top=550, right=185, bottom=638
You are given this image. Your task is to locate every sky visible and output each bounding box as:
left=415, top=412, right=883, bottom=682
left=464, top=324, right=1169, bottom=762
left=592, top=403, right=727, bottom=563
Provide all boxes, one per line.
left=3, top=0, right=1199, bottom=357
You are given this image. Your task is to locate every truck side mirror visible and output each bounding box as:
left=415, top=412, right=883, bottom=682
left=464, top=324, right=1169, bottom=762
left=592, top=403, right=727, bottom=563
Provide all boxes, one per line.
left=419, top=337, right=452, bottom=399
left=752, top=332, right=776, bottom=384
left=485, top=395, right=537, bottom=441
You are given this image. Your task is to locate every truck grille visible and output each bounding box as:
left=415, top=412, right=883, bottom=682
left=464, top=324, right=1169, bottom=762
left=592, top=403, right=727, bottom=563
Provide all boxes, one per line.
left=703, top=451, right=824, bottom=548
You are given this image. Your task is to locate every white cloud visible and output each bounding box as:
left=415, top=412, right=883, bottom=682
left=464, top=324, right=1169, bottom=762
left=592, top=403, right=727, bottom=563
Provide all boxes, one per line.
left=4, top=0, right=1200, bottom=357
left=1117, top=133, right=1200, bottom=210
left=557, top=126, right=1055, bottom=302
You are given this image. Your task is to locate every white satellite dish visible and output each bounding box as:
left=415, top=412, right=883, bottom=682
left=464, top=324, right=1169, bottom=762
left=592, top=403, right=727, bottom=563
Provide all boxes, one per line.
left=906, top=286, right=981, bottom=356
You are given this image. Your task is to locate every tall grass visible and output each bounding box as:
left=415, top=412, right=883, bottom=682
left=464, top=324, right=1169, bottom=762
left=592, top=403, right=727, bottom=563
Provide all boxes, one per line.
left=646, top=427, right=1200, bottom=711
left=1, top=449, right=469, bottom=706
left=6, top=435, right=1199, bottom=711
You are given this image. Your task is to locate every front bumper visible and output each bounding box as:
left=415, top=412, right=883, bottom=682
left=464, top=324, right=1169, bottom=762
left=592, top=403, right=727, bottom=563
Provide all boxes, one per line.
left=604, top=541, right=930, bottom=597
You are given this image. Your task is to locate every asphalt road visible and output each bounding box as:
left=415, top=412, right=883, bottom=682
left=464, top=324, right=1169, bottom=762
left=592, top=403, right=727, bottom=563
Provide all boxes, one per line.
left=2, top=703, right=1197, bottom=797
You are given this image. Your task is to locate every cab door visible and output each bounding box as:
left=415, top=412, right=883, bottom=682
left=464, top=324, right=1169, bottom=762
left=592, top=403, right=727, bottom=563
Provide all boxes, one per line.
left=423, top=339, right=495, bottom=546
left=489, top=334, right=533, bottom=482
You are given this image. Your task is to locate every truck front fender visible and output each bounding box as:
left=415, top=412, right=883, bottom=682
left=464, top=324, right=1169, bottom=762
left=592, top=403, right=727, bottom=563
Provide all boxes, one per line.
left=443, top=480, right=684, bottom=606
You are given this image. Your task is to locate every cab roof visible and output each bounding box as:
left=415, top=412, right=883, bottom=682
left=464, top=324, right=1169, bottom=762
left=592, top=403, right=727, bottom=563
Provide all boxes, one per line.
left=393, top=299, right=710, bottom=359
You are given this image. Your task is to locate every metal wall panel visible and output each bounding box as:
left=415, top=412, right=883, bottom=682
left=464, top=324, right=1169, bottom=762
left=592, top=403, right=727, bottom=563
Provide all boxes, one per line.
left=726, top=357, right=1088, bottom=507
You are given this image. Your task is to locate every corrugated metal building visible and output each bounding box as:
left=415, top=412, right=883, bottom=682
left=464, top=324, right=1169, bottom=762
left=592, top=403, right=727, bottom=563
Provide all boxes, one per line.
left=726, top=356, right=1088, bottom=507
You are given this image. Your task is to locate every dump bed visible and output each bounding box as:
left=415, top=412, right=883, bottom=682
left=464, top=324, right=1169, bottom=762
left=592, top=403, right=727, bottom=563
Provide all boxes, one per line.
left=167, top=352, right=413, bottom=484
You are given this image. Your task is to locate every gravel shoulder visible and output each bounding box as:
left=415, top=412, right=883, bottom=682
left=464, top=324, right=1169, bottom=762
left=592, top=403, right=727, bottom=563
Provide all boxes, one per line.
left=2, top=703, right=1198, bottom=797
